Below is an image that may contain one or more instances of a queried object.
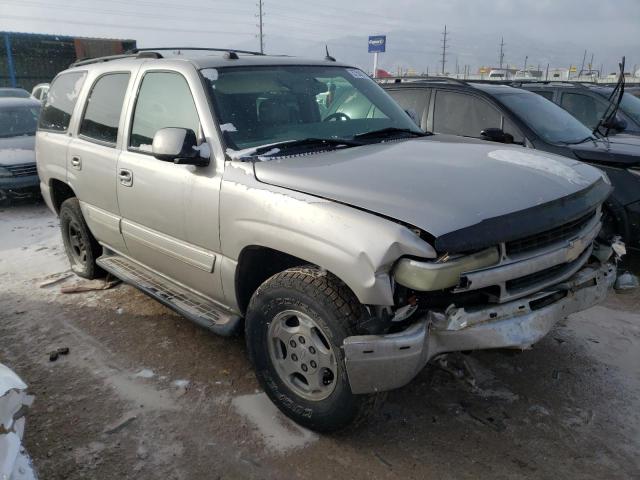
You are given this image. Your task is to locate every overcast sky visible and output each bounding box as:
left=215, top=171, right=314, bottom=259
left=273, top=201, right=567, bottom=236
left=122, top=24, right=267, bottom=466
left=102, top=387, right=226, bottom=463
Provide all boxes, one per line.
left=1, top=0, right=639, bottom=73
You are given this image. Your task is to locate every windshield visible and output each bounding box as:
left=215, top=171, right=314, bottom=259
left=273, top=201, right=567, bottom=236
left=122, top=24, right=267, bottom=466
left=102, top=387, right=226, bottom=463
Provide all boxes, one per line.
left=0, top=105, right=40, bottom=137
left=497, top=91, right=594, bottom=144
left=201, top=65, right=421, bottom=152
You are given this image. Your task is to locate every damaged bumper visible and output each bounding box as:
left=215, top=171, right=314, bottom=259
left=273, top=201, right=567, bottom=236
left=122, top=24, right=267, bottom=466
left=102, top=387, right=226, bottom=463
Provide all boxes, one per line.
left=343, top=262, right=615, bottom=394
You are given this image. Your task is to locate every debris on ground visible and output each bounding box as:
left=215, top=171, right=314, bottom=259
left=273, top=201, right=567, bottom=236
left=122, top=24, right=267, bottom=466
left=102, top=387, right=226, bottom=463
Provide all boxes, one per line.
left=60, top=277, right=121, bottom=294
left=614, top=271, right=639, bottom=294
left=38, top=273, right=73, bottom=288
left=48, top=347, right=70, bottom=362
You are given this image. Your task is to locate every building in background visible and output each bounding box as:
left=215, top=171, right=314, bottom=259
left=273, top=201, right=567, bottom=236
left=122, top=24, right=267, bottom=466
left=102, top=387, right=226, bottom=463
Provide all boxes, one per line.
left=1, top=31, right=136, bottom=91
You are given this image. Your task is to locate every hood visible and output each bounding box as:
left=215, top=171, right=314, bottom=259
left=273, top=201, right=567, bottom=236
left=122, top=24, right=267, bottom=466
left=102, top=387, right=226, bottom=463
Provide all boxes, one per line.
left=253, top=137, right=610, bottom=253
left=570, top=137, right=640, bottom=167
left=0, top=135, right=36, bottom=166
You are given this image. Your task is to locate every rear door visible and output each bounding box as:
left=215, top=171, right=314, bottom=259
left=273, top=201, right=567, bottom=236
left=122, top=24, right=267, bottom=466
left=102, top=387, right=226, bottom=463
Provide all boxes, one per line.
left=116, top=65, right=225, bottom=301
left=66, top=71, right=134, bottom=252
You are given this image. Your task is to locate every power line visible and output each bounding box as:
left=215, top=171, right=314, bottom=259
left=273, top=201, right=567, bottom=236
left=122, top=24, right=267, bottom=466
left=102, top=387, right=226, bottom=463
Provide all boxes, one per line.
left=440, top=25, right=448, bottom=74
left=0, top=14, right=255, bottom=36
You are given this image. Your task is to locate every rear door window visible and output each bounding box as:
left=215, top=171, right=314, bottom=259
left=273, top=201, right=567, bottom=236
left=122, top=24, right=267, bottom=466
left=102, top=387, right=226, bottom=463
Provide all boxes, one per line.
left=129, top=72, right=200, bottom=151
left=386, top=89, right=430, bottom=128
left=79, top=73, right=130, bottom=145
left=433, top=90, right=501, bottom=137
left=39, top=72, right=86, bottom=132
left=560, top=92, right=607, bottom=129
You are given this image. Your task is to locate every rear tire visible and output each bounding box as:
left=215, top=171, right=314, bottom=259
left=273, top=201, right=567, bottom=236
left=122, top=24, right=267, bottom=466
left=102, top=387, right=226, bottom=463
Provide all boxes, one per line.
left=245, top=266, right=382, bottom=432
left=60, top=198, right=104, bottom=279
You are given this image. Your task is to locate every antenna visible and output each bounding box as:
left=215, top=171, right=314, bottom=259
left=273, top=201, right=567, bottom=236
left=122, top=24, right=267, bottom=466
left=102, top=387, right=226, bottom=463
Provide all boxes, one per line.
left=440, top=25, right=449, bottom=75
left=324, top=45, right=335, bottom=62
left=256, top=0, right=265, bottom=54
left=499, top=36, right=505, bottom=69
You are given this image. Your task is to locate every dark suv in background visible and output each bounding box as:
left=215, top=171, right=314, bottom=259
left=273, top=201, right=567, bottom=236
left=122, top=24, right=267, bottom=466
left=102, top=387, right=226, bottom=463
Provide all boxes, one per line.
left=382, top=79, right=640, bottom=250
left=514, top=82, right=640, bottom=135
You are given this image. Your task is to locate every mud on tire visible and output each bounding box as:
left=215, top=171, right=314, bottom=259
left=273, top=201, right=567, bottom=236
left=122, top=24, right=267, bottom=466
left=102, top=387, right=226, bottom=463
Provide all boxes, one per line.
left=245, top=265, right=383, bottom=432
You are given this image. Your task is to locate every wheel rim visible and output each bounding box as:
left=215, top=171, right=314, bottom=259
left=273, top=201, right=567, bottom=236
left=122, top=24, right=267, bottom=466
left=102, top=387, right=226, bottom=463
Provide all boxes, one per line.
left=67, top=220, right=87, bottom=266
left=267, top=310, right=338, bottom=401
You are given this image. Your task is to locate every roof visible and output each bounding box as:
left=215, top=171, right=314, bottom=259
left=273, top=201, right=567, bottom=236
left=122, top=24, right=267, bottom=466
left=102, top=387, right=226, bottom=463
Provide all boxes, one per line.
left=0, top=97, right=41, bottom=108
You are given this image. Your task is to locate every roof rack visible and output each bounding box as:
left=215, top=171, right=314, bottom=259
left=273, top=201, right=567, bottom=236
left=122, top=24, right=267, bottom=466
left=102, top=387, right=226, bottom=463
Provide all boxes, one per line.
left=70, top=46, right=265, bottom=68
left=509, top=80, right=595, bottom=88
left=127, top=47, right=265, bottom=56
left=377, top=76, right=469, bottom=86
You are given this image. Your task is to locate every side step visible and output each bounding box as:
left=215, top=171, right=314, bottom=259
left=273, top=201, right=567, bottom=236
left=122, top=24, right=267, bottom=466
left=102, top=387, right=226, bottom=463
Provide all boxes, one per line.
left=96, top=254, right=242, bottom=336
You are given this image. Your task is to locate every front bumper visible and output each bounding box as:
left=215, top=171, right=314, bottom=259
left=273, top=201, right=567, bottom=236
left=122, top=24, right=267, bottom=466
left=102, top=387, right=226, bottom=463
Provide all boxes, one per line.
left=0, top=174, right=40, bottom=200
left=343, top=262, right=615, bottom=394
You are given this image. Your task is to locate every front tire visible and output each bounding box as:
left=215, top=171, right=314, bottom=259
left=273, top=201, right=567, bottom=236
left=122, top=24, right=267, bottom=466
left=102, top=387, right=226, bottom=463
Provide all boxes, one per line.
left=245, top=266, right=381, bottom=432
left=59, top=198, right=103, bottom=279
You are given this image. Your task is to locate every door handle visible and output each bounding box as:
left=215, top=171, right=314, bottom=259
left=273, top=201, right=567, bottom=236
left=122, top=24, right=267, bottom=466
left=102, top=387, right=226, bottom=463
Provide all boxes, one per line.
left=119, top=169, right=133, bottom=187
left=71, top=156, right=82, bottom=170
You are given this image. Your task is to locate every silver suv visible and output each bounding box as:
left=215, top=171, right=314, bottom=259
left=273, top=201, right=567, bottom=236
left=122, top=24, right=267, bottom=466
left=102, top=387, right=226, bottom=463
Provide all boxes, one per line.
left=36, top=48, right=618, bottom=432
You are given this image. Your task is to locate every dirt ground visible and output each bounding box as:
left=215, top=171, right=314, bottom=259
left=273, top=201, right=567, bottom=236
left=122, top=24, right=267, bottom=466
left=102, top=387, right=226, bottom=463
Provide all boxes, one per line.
left=1, top=201, right=639, bottom=480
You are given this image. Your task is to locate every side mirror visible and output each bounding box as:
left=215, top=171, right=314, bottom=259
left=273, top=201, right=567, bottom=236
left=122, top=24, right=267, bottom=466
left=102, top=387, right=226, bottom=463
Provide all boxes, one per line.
left=603, top=115, right=627, bottom=133
left=481, top=127, right=514, bottom=144
left=152, top=127, right=209, bottom=166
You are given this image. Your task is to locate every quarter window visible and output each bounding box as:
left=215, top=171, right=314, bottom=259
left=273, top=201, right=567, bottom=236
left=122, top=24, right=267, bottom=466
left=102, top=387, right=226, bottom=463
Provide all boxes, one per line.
left=433, top=91, right=501, bottom=137
left=129, top=72, right=200, bottom=150
left=39, top=72, right=86, bottom=132
left=79, top=73, right=130, bottom=145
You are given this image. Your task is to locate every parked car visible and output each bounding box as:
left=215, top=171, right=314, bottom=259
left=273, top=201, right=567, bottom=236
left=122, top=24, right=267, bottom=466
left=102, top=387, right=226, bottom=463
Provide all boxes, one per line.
left=0, top=87, right=31, bottom=98
left=37, top=49, right=617, bottom=431
left=514, top=81, right=640, bottom=136
left=0, top=97, right=41, bottom=204
left=31, top=82, right=50, bottom=102
left=383, top=79, right=640, bottom=251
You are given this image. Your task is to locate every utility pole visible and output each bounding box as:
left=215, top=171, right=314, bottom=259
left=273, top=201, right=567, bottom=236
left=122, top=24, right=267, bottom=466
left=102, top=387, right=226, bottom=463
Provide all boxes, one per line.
left=523, top=55, right=528, bottom=71
left=498, top=37, right=505, bottom=69
left=440, top=25, right=448, bottom=75
left=589, top=52, right=594, bottom=71
left=256, top=0, right=265, bottom=54
left=580, top=49, right=586, bottom=75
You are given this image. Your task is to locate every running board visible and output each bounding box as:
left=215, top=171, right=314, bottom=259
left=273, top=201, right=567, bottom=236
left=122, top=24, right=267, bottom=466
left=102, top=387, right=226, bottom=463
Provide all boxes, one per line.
left=96, top=254, right=242, bottom=336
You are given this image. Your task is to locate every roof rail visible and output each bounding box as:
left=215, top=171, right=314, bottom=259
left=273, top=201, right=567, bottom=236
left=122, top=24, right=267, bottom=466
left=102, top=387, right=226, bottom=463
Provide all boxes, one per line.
left=71, top=53, right=139, bottom=68
left=377, top=76, right=469, bottom=86
left=509, top=80, right=594, bottom=88
left=127, top=47, right=265, bottom=56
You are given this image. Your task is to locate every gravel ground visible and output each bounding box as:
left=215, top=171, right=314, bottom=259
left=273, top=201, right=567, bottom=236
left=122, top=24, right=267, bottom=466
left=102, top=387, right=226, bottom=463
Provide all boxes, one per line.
left=1, top=201, right=639, bottom=480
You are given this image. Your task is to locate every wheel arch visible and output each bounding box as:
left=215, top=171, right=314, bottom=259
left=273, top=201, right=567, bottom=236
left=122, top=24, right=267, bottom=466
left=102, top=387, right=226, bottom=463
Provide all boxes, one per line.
left=49, top=178, right=77, bottom=214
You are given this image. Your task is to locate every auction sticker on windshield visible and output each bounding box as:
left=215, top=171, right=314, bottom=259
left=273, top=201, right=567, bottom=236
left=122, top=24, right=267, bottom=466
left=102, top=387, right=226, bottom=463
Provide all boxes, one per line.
left=347, top=68, right=369, bottom=79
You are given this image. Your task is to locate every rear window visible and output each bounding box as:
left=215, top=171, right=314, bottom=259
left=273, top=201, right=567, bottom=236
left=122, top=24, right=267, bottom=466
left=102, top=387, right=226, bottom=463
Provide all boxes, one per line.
left=79, top=73, right=130, bottom=145
left=39, top=72, right=86, bottom=132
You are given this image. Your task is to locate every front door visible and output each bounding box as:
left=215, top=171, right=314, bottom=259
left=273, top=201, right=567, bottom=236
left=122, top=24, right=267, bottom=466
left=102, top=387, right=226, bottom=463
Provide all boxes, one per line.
left=116, top=68, right=224, bottom=301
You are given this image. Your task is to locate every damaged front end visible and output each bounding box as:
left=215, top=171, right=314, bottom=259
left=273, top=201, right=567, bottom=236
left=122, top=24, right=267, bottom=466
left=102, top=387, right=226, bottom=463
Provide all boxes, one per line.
left=343, top=207, right=624, bottom=395
left=0, top=363, right=36, bottom=480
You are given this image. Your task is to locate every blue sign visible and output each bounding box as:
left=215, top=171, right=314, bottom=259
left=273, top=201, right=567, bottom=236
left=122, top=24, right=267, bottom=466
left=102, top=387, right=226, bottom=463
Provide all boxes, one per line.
left=368, top=35, right=386, bottom=53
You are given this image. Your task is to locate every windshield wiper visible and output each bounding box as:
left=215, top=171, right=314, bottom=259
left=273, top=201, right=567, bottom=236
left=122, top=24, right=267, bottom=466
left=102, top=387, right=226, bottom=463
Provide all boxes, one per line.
left=248, top=137, right=363, bottom=158
left=593, top=56, right=626, bottom=137
left=565, top=136, right=596, bottom=145
left=353, top=127, right=427, bottom=141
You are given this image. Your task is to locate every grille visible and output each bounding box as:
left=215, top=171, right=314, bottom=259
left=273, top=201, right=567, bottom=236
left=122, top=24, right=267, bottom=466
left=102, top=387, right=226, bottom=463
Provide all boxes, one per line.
left=506, top=210, right=596, bottom=255
left=5, top=163, right=38, bottom=177
left=505, top=250, right=588, bottom=294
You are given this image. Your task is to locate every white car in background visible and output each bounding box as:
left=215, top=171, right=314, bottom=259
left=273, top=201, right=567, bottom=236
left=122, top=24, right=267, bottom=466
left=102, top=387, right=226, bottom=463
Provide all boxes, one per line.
left=30, top=84, right=49, bottom=103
